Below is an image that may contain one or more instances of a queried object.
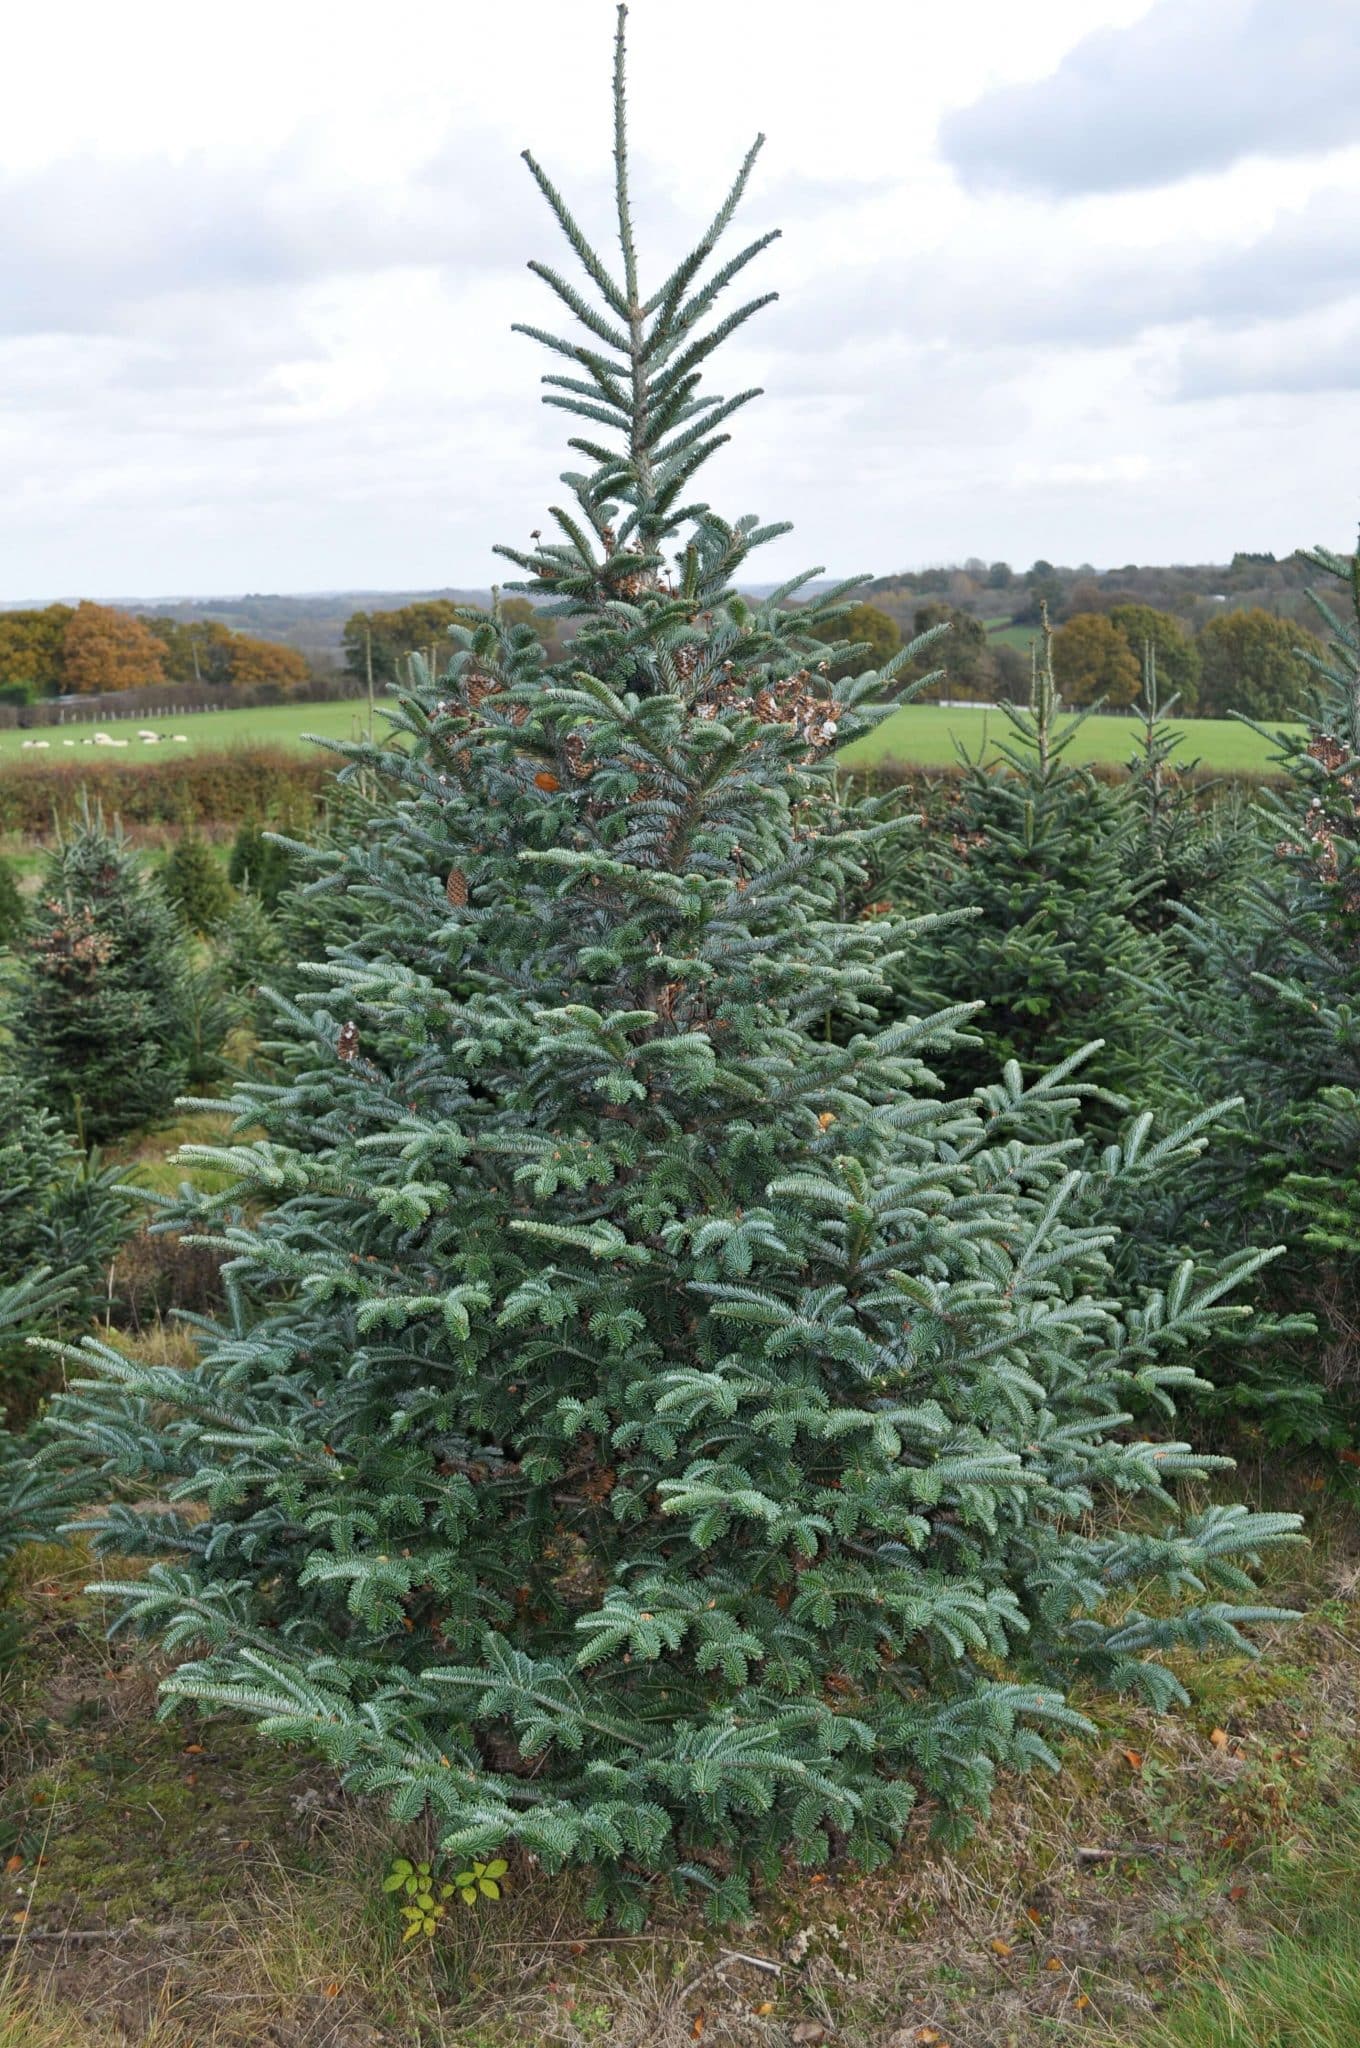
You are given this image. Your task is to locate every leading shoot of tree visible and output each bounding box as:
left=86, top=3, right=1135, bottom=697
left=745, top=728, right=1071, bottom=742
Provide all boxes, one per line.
left=47, top=8, right=1300, bottom=1927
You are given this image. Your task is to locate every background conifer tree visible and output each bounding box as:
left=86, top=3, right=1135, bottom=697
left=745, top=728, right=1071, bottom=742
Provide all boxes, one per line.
left=1182, top=535, right=1360, bottom=1431
left=0, top=1070, right=127, bottom=1417
left=1122, top=649, right=1253, bottom=933
left=228, top=819, right=297, bottom=913
left=0, top=854, right=25, bottom=949
left=13, top=797, right=197, bottom=1143
left=159, top=831, right=235, bottom=936
left=876, top=628, right=1182, bottom=1124
left=48, top=9, right=1299, bottom=1926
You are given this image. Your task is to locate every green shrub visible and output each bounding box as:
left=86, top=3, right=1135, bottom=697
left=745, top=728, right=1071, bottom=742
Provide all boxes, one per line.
left=0, top=747, right=327, bottom=833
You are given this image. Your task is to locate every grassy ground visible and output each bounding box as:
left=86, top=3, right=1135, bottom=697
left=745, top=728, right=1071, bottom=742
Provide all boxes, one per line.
left=838, top=704, right=1298, bottom=776
left=985, top=621, right=1037, bottom=654
left=0, top=700, right=374, bottom=760
left=0, top=695, right=1300, bottom=778
left=3, top=1441, right=1359, bottom=2047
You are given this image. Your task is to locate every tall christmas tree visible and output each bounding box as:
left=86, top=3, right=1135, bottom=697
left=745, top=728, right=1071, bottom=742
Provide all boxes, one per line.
left=49, top=10, right=1298, bottom=1925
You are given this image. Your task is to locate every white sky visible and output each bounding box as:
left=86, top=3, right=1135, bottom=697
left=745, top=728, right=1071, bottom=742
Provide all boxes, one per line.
left=2, top=0, right=1358, bottom=599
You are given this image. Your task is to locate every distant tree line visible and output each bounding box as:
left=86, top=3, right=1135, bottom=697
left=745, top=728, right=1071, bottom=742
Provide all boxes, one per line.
left=814, top=551, right=1330, bottom=721
left=0, top=601, right=313, bottom=702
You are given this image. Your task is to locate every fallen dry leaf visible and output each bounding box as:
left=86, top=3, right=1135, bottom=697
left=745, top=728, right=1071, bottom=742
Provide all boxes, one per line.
left=1045, top=1956, right=1063, bottom=1973
left=690, top=2014, right=705, bottom=2040
left=755, top=2001, right=776, bottom=2017
left=989, top=1937, right=1013, bottom=1957
left=3, top=1855, right=22, bottom=1875
left=1210, top=1728, right=1229, bottom=1750
left=323, top=1982, right=339, bottom=1999
left=1122, top=1748, right=1143, bottom=1770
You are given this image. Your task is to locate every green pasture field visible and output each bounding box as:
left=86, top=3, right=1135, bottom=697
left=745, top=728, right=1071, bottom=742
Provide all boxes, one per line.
left=839, top=701, right=1300, bottom=775
left=0, top=697, right=374, bottom=758
left=0, top=693, right=1301, bottom=777
left=985, top=620, right=1037, bottom=652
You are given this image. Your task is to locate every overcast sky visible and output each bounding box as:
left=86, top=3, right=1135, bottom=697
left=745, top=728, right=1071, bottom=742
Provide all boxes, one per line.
left=3, top=0, right=1358, bottom=600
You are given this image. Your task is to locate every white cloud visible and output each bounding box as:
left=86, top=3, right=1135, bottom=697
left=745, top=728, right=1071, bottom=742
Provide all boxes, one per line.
left=0, top=0, right=1358, bottom=597
left=942, top=0, right=1360, bottom=196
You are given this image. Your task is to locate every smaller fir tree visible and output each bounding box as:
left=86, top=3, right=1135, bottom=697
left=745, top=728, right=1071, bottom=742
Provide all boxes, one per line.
left=14, top=797, right=197, bottom=1143
left=160, top=832, right=235, bottom=936
left=1183, top=535, right=1360, bottom=1429
left=228, top=819, right=297, bottom=913
left=0, top=1069, right=128, bottom=1418
left=0, top=855, right=25, bottom=948
left=879, top=626, right=1182, bottom=1121
left=1123, top=647, right=1255, bottom=934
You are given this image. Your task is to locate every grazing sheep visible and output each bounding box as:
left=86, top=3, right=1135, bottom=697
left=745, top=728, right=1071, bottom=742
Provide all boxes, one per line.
left=172, top=734, right=189, bottom=742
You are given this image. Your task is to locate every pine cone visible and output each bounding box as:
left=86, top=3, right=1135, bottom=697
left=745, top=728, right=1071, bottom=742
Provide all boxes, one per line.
left=446, top=867, right=468, bottom=909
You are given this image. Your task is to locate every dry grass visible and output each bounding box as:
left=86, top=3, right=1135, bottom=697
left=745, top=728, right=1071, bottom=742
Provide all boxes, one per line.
left=2, top=1473, right=1359, bottom=2047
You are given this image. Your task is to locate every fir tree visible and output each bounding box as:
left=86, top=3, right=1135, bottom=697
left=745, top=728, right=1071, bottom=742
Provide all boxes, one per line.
left=877, top=626, right=1182, bottom=1122
left=1182, top=535, right=1360, bottom=1428
left=228, top=819, right=297, bottom=914
left=160, top=832, right=235, bottom=936
left=14, top=797, right=197, bottom=1143
left=0, top=855, right=25, bottom=949
left=0, top=1270, right=97, bottom=1567
left=0, top=1070, right=128, bottom=1417
left=1123, top=648, right=1254, bottom=935
left=49, top=11, right=1298, bottom=1926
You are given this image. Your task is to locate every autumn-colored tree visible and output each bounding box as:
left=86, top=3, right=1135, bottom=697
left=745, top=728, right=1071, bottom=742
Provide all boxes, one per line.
left=142, top=617, right=307, bottom=691
left=62, top=603, right=167, bottom=697
left=342, top=601, right=467, bottom=685
left=226, top=635, right=310, bottom=692
left=0, top=604, right=75, bottom=696
left=1198, top=606, right=1325, bottom=721
left=1108, top=603, right=1201, bottom=710
left=1051, top=612, right=1141, bottom=706
left=140, top=617, right=235, bottom=686
left=804, top=600, right=901, bottom=682
left=906, top=601, right=993, bottom=699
